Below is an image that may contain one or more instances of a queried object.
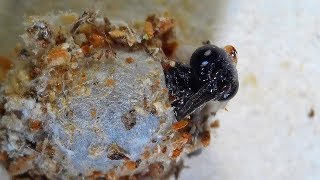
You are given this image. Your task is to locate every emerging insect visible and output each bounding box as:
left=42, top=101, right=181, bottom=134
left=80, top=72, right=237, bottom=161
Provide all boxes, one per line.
left=164, top=44, right=239, bottom=120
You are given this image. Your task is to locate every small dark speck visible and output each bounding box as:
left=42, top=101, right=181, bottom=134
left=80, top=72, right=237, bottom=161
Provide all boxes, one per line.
left=121, top=109, right=137, bottom=130
left=202, top=40, right=211, bottom=45
left=93, top=81, right=99, bottom=85
left=308, top=108, right=315, bottom=118
left=136, top=159, right=142, bottom=164
left=20, top=48, right=30, bottom=59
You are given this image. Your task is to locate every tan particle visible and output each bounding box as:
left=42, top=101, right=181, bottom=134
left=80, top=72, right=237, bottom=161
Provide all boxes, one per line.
left=161, top=146, right=167, bottom=154
left=89, top=171, right=104, bottom=179
left=8, top=155, right=34, bottom=176
left=153, top=102, right=165, bottom=114
left=142, top=150, right=151, bottom=160
left=210, top=120, right=220, bottom=128
left=88, top=145, right=104, bottom=157
left=182, top=132, right=192, bottom=142
left=125, top=57, right=135, bottom=64
left=89, top=33, right=106, bottom=48
left=80, top=73, right=87, bottom=84
left=224, top=45, right=238, bottom=64
left=48, top=91, right=56, bottom=102
left=147, top=162, right=164, bottom=177
left=45, top=145, right=56, bottom=157
left=0, top=152, right=9, bottom=163
left=91, top=108, right=97, bottom=118
left=169, top=60, right=176, bottom=67
left=172, top=148, right=182, bottom=159
left=124, top=161, right=137, bottom=170
left=105, top=78, right=115, bottom=87
left=201, top=131, right=211, bottom=147
left=47, top=46, right=71, bottom=66
left=109, top=29, right=127, bottom=38
left=171, top=120, right=189, bottom=131
left=81, top=45, right=91, bottom=56
left=60, top=14, right=77, bottom=25
left=0, top=56, right=12, bottom=81
left=84, top=87, right=92, bottom=97
left=158, top=18, right=175, bottom=35
left=71, top=62, right=78, bottom=69
left=174, top=136, right=189, bottom=147
left=144, top=21, right=154, bottom=38
left=105, top=171, right=115, bottom=179
left=243, top=73, right=258, bottom=87
left=28, top=119, right=42, bottom=132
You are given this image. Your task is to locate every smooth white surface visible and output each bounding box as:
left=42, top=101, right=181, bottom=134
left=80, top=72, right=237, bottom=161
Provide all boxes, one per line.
left=181, top=0, right=320, bottom=180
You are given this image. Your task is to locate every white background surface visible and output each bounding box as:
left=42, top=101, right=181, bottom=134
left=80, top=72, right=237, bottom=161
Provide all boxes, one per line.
left=181, top=0, right=320, bottom=179
left=0, top=0, right=319, bottom=179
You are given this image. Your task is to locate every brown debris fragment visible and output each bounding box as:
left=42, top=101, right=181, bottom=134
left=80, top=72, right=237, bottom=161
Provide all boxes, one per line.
left=144, top=21, right=154, bottom=38
left=28, top=119, right=42, bottom=132
left=105, top=78, right=115, bottom=87
left=55, top=32, right=66, bottom=45
left=108, top=28, right=137, bottom=47
left=124, top=161, right=138, bottom=170
left=47, top=46, right=71, bottom=66
left=161, top=146, right=167, bottom=154
left=91, top=108, right=97, bottom=119
left=125, top=57, right=135, bottom=64
left=45, top=145, right=56, bottom=158
left=181, top=132, right=192, bottom=142
left=121, top=109, right=137, bottom=130
left=210, top=120, right=220, bottom=128
left=89, top=33, right=106, bottom=48
left=150, top=80, right=161, bottom=93
left=71, top=11, right=97, bottom=34
left=109, top=29, right=127, bottom=38
left=146, top=162, right=164, bottom=177
left=141, top=151, right=151, bottom=160
left=105, top=171, right=116, bottom=179
left=308, top=108, right=315, bottom=118
left=224, top=45, right=238, bottom=64
left=172, top=148, right=182, bottom=159
left=162, top=40, right=179, bottom=57
left=8, top=156, right=35, bottom=176
left=89, top=171, right=104, bottom=179
left=81, top=45, right=91, bottom=57
left=0, top=152, right=9, bottom=165
left=107, top=144, right=128, bottom=160
left=157, top=18, right=175, bottom=35
left=0, top=56, right=12, bottom=81
left=201, top=131, right=211, bottom=147
left=146, top=15, right=175, bottom=35
left=171, top=120, right=189, bottom=131
left=119, top=175, right=139, bottom=180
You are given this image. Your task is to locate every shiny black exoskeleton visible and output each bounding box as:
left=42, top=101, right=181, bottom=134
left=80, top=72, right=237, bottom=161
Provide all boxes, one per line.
left=164, top=44, right=239, bottom=120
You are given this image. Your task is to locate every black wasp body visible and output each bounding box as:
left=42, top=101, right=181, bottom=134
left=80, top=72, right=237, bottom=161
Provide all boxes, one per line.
left=164, top=44, right=239, bottom=120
